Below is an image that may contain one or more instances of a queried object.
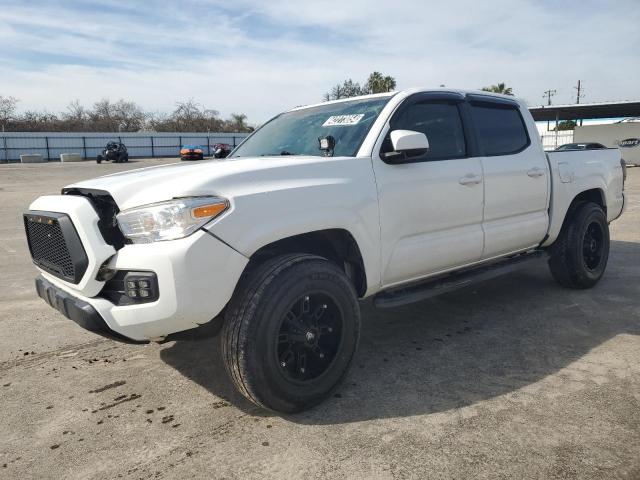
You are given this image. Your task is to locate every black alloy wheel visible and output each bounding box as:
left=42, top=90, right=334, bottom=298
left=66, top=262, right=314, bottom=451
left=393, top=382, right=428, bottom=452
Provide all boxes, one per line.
left=276, top=292, right=343, bottom=382
left=582, top=221, right=604, bottom=271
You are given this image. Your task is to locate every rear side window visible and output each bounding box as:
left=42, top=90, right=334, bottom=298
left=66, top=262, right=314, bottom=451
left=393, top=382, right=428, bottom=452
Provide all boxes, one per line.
left=391, top=102, right=466, bottom=160
left=470, top=104, right=529, bottom=155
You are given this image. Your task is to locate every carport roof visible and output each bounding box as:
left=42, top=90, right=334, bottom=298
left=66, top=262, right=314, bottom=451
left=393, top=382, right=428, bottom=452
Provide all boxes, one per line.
left=529, top=100, right=640, bottom=121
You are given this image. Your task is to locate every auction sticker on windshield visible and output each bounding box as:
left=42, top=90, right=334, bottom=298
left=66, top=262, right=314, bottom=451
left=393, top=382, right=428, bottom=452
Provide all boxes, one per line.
left=323, top=114, right=365, bottom=127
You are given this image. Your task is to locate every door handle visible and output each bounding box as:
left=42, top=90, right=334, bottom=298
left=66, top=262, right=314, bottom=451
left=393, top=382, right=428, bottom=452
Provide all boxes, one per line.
left=459, top=174, right=482, bottom=186
left=527, top=167, right=545, bottom=178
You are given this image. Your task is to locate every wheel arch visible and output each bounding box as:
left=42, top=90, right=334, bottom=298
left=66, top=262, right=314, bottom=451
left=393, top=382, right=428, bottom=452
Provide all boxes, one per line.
left=244, top=228, right=368, bottom=297
left=543, top=187, right=607, bottom=248
left=571, top=188, right=606, bottom=212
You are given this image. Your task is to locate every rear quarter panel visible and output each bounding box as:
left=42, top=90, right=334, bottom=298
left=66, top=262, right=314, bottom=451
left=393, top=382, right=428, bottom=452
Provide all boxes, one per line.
left=543, top=148, right=624, bottom=246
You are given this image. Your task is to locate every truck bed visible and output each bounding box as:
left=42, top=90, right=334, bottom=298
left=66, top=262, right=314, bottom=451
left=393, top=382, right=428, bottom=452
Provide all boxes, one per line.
left=543, top=148, right=625, bottom=247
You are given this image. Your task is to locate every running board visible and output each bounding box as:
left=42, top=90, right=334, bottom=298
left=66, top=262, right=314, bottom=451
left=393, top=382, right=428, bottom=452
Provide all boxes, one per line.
left=373, top=251, right=546, bottom=309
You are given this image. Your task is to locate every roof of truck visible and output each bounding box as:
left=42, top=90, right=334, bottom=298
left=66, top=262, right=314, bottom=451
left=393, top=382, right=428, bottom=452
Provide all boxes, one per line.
left=291, top=88, right=521, bottom=112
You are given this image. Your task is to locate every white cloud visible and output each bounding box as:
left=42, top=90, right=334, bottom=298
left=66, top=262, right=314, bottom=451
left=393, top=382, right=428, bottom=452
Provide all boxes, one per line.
left=1, top=0, right=639, bottom=123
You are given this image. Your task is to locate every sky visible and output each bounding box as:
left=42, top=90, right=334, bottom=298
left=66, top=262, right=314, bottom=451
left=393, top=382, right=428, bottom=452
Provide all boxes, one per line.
left=1, top=0, right=639, bottom=124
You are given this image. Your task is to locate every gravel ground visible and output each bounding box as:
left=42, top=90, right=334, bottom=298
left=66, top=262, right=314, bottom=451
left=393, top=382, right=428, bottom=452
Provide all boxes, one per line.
left=1, top=159, right=639, bottom=479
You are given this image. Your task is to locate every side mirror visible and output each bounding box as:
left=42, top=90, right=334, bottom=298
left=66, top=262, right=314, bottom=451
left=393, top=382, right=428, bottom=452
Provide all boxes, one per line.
left=382, top=130, right=429, bottom=163
left=390, top=130, right=429, bottom=152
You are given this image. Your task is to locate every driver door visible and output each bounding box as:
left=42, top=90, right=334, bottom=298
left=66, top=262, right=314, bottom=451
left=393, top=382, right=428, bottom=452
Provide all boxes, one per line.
left=371, top=93, right=485, bottom=287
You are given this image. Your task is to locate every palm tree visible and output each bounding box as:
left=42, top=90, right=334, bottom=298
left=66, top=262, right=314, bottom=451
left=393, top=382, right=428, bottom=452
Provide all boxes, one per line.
left=230, top=113, right=248, bottom=131
left=481, top=83, right=514, bottom=96
left=365, top=71, right=397, bottom=94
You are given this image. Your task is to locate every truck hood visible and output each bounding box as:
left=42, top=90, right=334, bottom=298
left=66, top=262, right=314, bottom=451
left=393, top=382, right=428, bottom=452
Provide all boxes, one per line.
left=66, top=156, right=355, bottom=210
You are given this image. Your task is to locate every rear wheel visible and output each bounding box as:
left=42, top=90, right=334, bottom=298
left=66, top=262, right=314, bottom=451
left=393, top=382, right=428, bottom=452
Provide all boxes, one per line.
left=222, top=254, right=360, bottom=413
left=548, top=202, right=610, bottom=289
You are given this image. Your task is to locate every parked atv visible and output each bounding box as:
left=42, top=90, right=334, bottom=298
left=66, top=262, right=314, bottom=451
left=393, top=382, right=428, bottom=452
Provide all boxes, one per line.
left=213, top=143, right=232, bottom=158
left=97, top=142, right=129, bottom=164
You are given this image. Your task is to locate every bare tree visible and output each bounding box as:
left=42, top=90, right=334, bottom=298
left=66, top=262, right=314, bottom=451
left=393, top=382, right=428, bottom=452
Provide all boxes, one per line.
left=325, top=79, right=363, bottom=101
left=0, top=96, right=252, bottom=133
left=89, top=98, right=147, bottom=132
left=0, top=95, right=19, bottom=132
left=112, top=99, right=146, bottom=132
left=63, top=100, right=89, bottom=131
left=171, top=99, right=206, bottom=131
left=91, top=98, right=118, bottom=131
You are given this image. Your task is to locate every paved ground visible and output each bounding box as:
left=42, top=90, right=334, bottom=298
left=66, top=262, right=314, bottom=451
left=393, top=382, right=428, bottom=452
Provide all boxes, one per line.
left=1, top=159, right=639, bottom=479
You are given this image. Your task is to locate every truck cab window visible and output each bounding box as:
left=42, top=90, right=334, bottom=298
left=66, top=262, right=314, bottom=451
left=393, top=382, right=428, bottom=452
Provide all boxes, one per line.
left=387, top=101, right=466, bottom=160
left=470, top=104, right=529, bottom=155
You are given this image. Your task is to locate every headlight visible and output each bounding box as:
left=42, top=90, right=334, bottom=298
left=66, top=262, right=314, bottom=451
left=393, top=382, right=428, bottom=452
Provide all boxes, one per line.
left=117, top=196, right=229, bottom=244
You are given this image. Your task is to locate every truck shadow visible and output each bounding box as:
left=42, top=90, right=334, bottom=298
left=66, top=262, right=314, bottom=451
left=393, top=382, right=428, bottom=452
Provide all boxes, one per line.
left=160, top=240, right=640, bottom=424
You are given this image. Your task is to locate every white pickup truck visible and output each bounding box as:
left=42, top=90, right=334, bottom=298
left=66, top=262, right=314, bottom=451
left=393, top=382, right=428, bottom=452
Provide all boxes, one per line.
left=24, top=88, right=626, bottom=412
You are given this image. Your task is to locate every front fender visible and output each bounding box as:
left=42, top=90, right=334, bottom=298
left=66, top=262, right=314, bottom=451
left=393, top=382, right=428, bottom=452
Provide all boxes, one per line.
left=204, top=167, right=381, bottom=295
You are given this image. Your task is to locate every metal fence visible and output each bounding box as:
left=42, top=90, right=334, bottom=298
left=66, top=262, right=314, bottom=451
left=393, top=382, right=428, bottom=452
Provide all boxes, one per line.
left=0, top=132, right=250, bottom=162
left=539, top=131, right=574, bottom=151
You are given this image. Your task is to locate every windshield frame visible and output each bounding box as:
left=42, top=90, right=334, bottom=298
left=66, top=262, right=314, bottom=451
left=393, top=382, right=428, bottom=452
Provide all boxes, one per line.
left=229, top=92, right=397, bottom=159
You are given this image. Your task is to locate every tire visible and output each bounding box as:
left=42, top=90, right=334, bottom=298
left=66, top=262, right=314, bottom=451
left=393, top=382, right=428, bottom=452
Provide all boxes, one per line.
left=548, top=202, right=610, bottom=289
left=222, top=253, right=360, bottom=413
left=96, top=155, right=102, bottom=164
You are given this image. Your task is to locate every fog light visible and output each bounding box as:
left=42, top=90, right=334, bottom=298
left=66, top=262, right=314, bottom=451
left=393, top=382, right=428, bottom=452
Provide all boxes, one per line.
left=99, top=271, right=159, bottom=306
left=122, top=272, right=159, bottom=303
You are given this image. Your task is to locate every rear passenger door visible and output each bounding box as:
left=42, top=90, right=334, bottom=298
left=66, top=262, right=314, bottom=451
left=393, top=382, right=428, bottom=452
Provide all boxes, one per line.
left=372, top=93, right=485, bottom=287
left=467, top=95, right=549, bottom=258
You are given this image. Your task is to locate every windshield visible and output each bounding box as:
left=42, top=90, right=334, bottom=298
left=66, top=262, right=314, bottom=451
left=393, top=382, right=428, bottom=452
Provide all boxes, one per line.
left=230, top=96, right=393, bottom=158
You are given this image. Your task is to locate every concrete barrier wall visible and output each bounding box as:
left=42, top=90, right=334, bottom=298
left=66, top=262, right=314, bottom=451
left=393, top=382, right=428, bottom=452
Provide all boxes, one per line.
left=0, top=132, right=249, bottom=162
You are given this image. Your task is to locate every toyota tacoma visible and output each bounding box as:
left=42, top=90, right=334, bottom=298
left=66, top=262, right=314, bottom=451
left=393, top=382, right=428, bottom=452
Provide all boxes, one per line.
left=24, top=89, right=626, bottom=413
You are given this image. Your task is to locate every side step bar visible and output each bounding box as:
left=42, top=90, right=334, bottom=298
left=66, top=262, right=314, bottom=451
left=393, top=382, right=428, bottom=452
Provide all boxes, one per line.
left=373, top=251, right=546, bottom=309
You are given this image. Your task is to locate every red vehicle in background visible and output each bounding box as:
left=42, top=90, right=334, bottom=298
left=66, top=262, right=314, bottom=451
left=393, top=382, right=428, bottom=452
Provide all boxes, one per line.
left=213, top=143, right=232, bottom=158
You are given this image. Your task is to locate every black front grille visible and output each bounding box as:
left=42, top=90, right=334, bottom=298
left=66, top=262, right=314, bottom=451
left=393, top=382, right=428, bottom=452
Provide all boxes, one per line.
left=24, top=212, right=88, bottom=284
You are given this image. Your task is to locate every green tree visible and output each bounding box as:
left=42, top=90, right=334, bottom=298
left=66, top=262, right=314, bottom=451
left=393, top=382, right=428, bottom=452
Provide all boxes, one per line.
left=228, top=113, right=251, bottom=132
left=481, top=83, right=514, bottom=96
left=324, top=72, right=397, bottom=101
left=364, top=71, right=396, bottom=94
left=555, top=120, right=577, bottom=131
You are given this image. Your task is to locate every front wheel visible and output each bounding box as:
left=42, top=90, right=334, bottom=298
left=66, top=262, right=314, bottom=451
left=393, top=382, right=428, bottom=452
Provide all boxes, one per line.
left=222, top=254, right=360, bottom=413
left=548, top=202, right=610, bottom=289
